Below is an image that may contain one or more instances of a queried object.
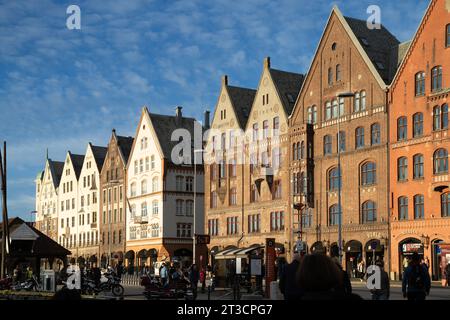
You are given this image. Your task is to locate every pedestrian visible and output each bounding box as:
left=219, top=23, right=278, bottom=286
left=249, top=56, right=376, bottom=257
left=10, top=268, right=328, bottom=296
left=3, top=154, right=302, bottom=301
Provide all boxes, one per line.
left=116, top=261, right=124, bottom=279
left=402, top=253, right=431, bottom=301
left=370, top=261, right=390, bottom=300
left=423, top=256, right=430, bottom=270
left=279, top=253, right=303, bottom=300
left=444, top=261, right=450, bottom=287
left=26, top=266, right=33, bottom=280
left=357, top=259, right=365, bottom=282
left=189, top=264, right=200, bottom=300
left=333, top=258, right=352, bottom=295
left=200, top=268, right=206, bottom=293
left=295, top=254, right=362, bottom=300
left=169, top=262, right=176, bottom=282
left=160, top=263, right=168, bottom=287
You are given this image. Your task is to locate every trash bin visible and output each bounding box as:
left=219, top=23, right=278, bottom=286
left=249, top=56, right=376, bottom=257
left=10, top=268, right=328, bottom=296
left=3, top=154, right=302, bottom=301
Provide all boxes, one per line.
left=40, top=270, right=56, bottom=292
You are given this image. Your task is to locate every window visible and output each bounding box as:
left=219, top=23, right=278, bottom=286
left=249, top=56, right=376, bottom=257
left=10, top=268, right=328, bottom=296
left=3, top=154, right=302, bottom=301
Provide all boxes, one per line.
left=362, top=201, right=377, bottom=223
left=263, top=120, right=269, bottom=139
left=270, top=212, right=285, bottom=231
left=336, top=64, right=341, bottom=81
left=307, top=107, right=313, bottom=124
left=339, top=97, right=344, bottom=116
left=441, top=193, right=450, bottom=217
left=329, top=205, right=340, bottom=226
left=398, top=196, right=408, bottom=220
left=176, top=176, right=184, bottom=191
left=230, top=188, right=237, bottom=205
left=360, top=90, right=366, bottom=110
left=273, top=117, right=280, bottom=136
left=332, top=99, right=338, bottom=118
left=272, top=180, right=282, bottom=199
left=176, top=223, right=192, bottom=238
left=185, top=177, right=194, bottom=192
left=139, top=159, right=144, bottom=173
left=413, top=113, right=423, bottom=138
left=447, top=24, right=450, bottom=47
left=248, top=214, right=261, bottom=233
left=250, top=184, right=259, bottom=203
left=325, top=102, right=332, bottom=120
left=354, top=92, right=360, bottom=112
left=312, top=106, right=317, bottom=124
left=324, top=135, right=332, bottom=155
left=151, top=155, right=155, bottom=169
left=141, top=180, right=147, bottom=195
left=208, top=219, right=219, bottom=236
left=431, top=66, right=442, bottom=92
left=415, top=72, right=425, bottom=96
left=185, top=200, right=193, bottom=216
left=413, top=154, right=424, bottom=179
left=145, top=157, right=149, bottom=171
left=272, top=147, right=281, bottom=170
left=371, top=123, right=380, bottom=145
left=219, top=160, right=226, bottom=178
left=434, top=148, right=448, bottom=174
left=227, top=217, right=238, bottom=235
left=252, top=123, right=258, bottom=142
left=443, top=104, right=449, bottom=130
left=356, top=127, right=364, bottom=149
left=300, top=142, right=305, bottom=159
left=338, top=131, right=345, bottom=152
left=434, top=106, right=442, bottom=131
left=176, top=199, right=184, bottom=215
left=414, top=195, right=424, bottom=220
left=152, top=177, right=158, bottom=192
left=328, top=167, right=341, bottom=192
left=397, top=117, right=407, bottom=141
left=221, top=133, right=226, bottom=150
left=328, top=67, right=333, bottom=86
left=151, top=224, right=159, bottom=237
left=229, top=158, right=237, bottom=177
left=361, top=162, right=376, bottom=186
left=141, top=202, right=147, bottom=217
left=398, top=157, right=408, bottom=181
left=152, top=200, right=159, bottom=216
left=211, top=191, right=217, bottom=208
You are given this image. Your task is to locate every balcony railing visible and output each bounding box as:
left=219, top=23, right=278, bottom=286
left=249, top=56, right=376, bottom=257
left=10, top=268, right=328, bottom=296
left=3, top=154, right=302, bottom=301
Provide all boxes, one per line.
left=134, top=215, right=148, bottom=224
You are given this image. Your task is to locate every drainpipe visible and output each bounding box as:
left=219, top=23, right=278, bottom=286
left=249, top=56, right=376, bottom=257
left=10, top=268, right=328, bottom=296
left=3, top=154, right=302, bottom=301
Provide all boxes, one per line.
left=386, top=87, right=392, bottom=278
left=237, top=143, right=245, bottom=248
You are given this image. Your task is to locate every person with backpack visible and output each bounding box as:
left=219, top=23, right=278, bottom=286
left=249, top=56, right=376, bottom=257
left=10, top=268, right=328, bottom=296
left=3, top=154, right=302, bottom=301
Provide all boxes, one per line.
left=402, top=253, right=431, bottom=301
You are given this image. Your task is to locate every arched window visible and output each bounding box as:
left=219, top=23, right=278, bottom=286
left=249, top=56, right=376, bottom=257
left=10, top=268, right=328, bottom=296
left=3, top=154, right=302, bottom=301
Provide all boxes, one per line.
left=397, top=157, right=408, bottom=181
left=141, top=179, right=147, bottom=195
left=413, top=195, right=424, bottom=220
left=434, top=148, right=448, bottom=174
left=324, top=135, right=332, bottom=155
left=354, top=92, right=360, bottom=112
left=441, top=193, right=450, bottom=217
left=371, top=123, right=380, bottom=145
left=361, top=162, right=376, bottom=186
left=397, top=116, right=407, bottom=141
left=413, top=154, right=424, bottom=179
left=329, top=205, right=341, bottom=226
left=415, top=72, right=425, bottom=96
left=300, top=141, right=305, bottom=159
left=336, top=64, right=341, bottom=81
left=141, top=202, right=147, bottom=216
left=434, top=105, right=441, bottom=131
left=443, top=104, right=449, bottom=130
left=325, top=101, right=332, bottom=120
left=355, top=127, right=364, bottom=149
left=431, top=66, right=442, bottom=92
left=307, top=107, right=313, bottom=124
left=312, top=105, right=317, bottom=124
left=130, top=182, right=136, bottom=197
left=328, top=167, right=341, bottom=192
left=362, top=201, right=377, bottom=223
left=360, top=90, right=366, bottom=110
left=398, top=196, right=408, bottom=220
left=413, top=113, right=423, bottom=138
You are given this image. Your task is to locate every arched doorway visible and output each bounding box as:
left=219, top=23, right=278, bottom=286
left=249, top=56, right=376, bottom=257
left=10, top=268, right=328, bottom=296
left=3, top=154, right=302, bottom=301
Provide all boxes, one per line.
left=344, top=240, right=363, bottom=278
left=148, top=249, right=158, bottom=270
left=137, top=249, right=148, bottom=273
left=399, top=238, right=423, bottom=278
left=432, top=239, right=444, bottom=281
left=125, top=250, right=135, bottom=274
left=364, top=239, right=384, bottom=266
left=311, top=241, right=326, bottom=255
left=330, top=243, right=339, bottom=258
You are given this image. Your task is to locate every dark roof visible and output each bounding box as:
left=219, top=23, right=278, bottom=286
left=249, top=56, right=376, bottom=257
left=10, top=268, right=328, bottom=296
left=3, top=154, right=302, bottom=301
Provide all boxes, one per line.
left=116, top=136, right=134, bottom=164
left=48, top=159, right=64, bottom=189
left=91, top=145, right=108, bottom=171
left=269, top=69, right=305, bottom=115
left=344, top=16, right=400, bottom=84
left=148, top=112, right=197, bottom=161
left=227, top=86, right=256, bottom=128
left=69, top=153, right=85, bottom=179
left=0, top=217, right=71, bottom=257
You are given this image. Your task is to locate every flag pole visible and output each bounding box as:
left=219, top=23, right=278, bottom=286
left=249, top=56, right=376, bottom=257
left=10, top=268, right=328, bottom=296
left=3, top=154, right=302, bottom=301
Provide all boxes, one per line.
left=0, top=142, right=8, bottom=279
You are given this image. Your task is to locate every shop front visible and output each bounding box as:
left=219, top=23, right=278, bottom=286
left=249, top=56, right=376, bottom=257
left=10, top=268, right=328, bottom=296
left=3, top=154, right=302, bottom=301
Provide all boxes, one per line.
left=364, top=239, right=384, bottom=266
left=344, top=240, right=362, bottom=278
left=399, top=238, right=423, bottom=278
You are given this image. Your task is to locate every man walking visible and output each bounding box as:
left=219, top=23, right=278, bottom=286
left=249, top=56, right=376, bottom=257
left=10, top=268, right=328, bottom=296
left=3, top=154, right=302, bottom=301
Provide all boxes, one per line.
left=402, top=253, right=430, bottom=301
left=279, top=253, right=303, bottom=300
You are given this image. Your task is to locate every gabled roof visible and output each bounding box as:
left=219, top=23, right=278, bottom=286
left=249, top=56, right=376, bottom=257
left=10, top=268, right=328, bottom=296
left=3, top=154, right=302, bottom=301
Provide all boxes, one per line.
left=226, top=85, right=256, bottom=129
left=269, top=68, right=305, bottom=115
left=116, top=135, right=134, bottom=164
left=344, top=16, right=400, bottom=84
left=48, top=159, right=64, bottom=189
left=68, top=152, right=85, bottom=179
left=90, top=144, right=108, bottom=171
left=148, top=112, right=198, bottom=161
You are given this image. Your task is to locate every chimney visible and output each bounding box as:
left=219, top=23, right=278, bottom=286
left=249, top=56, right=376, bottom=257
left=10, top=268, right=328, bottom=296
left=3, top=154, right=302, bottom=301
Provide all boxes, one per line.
left=264, top=56, right=271, bottom=69
left=204, top=110, right=210, bottom=130
left=222, top=75, right=228, bottom=86
left=175, top=106, right=183, bottom=126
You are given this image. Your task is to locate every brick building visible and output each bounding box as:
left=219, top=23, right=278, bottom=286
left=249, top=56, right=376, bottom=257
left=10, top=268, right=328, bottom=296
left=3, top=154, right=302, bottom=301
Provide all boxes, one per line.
left=388, top=0, right=450, bottom=281
left=289, top=6, right=406, bottom=273
left=99, top=130, right=133, bottom=267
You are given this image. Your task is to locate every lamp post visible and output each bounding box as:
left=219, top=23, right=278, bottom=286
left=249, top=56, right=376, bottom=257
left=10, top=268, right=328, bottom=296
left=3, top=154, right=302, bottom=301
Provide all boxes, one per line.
left=193, top=149, right=204, bottom=266
left=336, top=92, right=355, bottom=265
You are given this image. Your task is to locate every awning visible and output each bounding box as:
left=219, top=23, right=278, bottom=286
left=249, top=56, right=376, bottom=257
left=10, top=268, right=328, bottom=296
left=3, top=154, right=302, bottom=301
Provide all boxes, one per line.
left=214, top=245, right=264, bottom=260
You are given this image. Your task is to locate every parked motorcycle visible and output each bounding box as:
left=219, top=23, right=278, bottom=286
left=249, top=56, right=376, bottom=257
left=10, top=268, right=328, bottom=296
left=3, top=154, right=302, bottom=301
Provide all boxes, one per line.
left=140, top=274, right=193, bottom=300
left=81, top=271, right=124, bottom=297
left=0, top=275, right=13, bottom=290
left=11, top=275, right=41, bottom=292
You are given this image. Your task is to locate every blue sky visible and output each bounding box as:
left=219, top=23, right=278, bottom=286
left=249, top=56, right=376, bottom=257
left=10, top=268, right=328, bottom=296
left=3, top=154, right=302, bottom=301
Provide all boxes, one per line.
left=0, top=0, right=429, bottom=220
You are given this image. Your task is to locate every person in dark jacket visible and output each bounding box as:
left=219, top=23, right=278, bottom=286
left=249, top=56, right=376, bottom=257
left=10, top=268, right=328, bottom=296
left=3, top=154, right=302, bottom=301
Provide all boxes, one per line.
left=333, top=258, right=352, bottom=295
left=402, top=253, right=430, bottom=301
left=296, top=254, right=362, bottom=300
left=189, top=264, right=200, bottom=300
left=279, top=254, right=303, bottom=300
left=370, top=261, right=390, bottom=300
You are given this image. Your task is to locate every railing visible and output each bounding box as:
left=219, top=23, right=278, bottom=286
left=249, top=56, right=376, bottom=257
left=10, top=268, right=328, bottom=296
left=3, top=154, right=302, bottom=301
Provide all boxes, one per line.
left=134, top=215, right=148, bottom=224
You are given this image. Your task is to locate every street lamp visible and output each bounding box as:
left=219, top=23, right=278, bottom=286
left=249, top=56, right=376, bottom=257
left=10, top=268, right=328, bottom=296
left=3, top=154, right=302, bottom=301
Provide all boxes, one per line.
left=336, top=92, right=355, bottom=265
left=193, top=149, right=205, bottom=266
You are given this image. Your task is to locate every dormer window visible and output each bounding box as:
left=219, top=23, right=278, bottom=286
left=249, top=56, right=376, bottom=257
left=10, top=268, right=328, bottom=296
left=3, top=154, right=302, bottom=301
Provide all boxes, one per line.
left=332, top=42, right=337, bottom=51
